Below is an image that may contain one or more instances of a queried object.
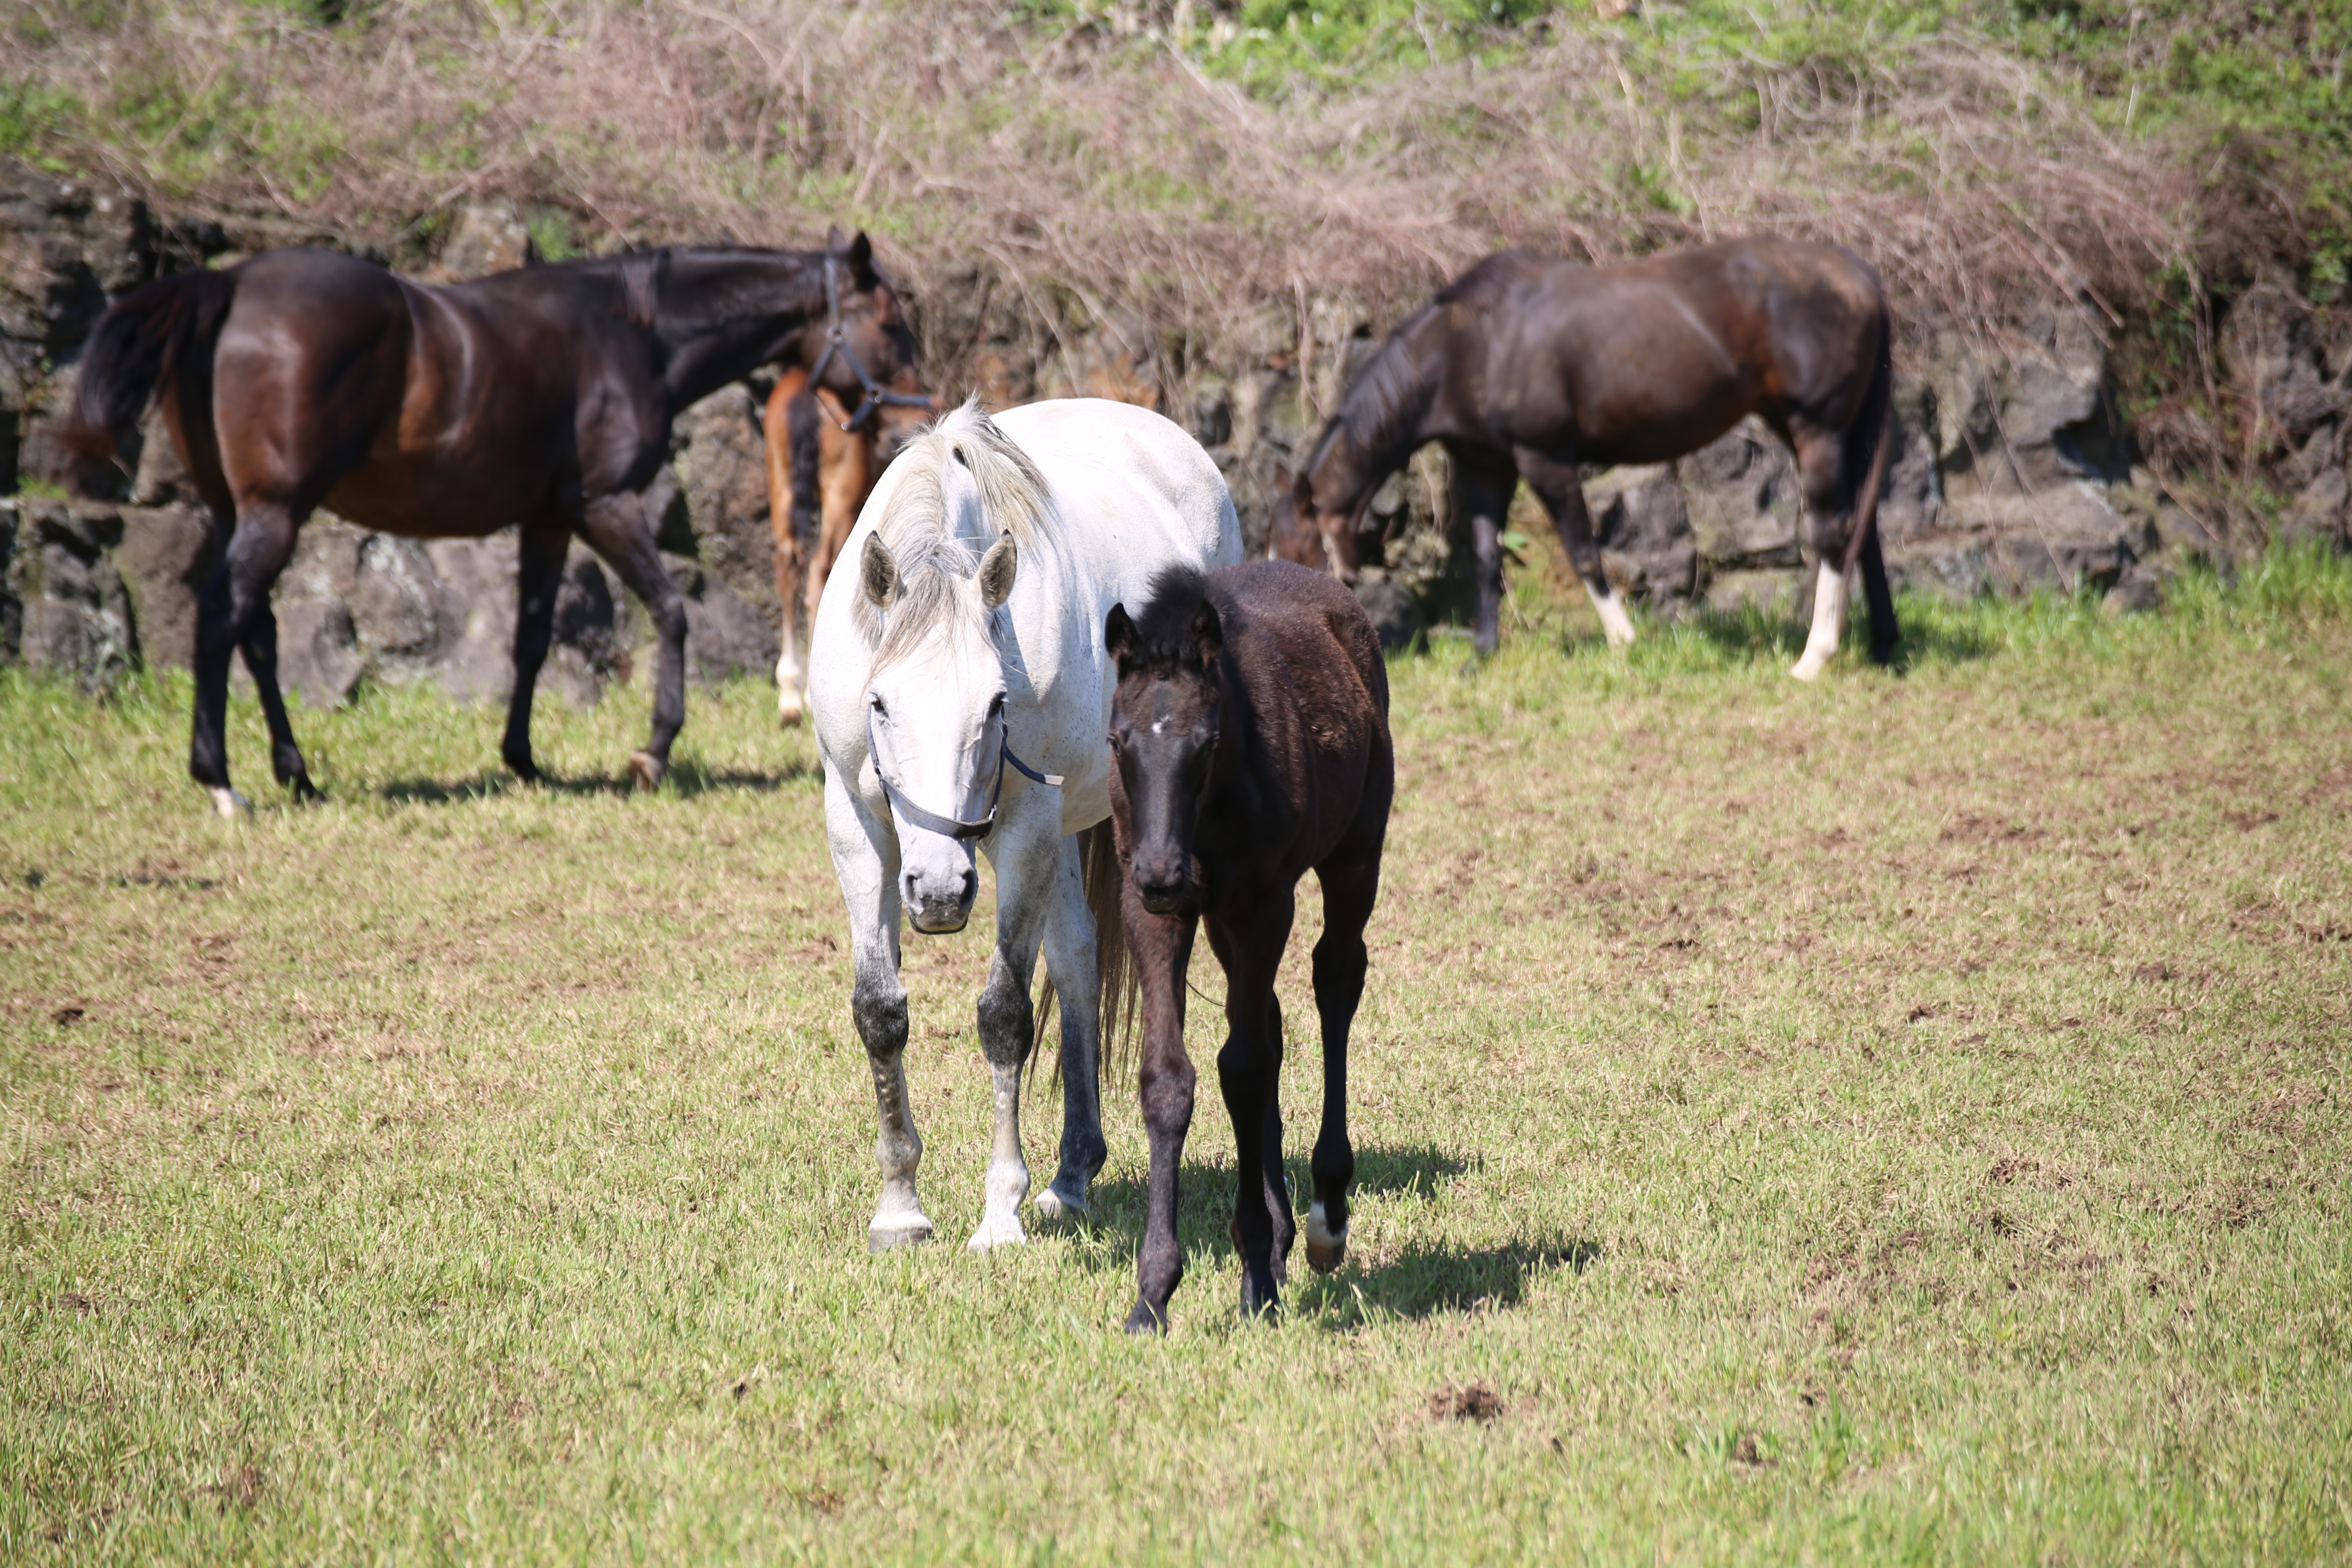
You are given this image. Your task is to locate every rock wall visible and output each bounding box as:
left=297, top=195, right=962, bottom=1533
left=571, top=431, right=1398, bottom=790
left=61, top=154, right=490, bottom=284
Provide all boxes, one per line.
left=4, top=154, right=2347, bottom=697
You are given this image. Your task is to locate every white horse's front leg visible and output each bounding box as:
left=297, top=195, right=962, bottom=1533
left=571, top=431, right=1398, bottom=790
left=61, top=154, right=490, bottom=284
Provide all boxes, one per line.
left=1791, top=560, right=1852, bottom=682
left=967, top=820, right=1057, bottom=1252
left=1033, top=829, right=1106, bottom=1221
left=824, top=769, right=931, bottom=1249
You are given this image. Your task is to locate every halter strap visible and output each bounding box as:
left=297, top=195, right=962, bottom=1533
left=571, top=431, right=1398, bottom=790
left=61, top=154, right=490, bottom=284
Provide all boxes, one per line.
left=866, top=707, right=1062, bottom=842
left=809, top=254, right=938, bottom=434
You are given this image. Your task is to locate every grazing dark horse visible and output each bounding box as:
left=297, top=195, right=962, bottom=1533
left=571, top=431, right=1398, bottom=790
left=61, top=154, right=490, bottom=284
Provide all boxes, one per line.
left=1104, top=559, right=1394, bottom=1332
left=1273, top=236, right=1898, bottom=677
left=59, top=234, right=920, bottom=812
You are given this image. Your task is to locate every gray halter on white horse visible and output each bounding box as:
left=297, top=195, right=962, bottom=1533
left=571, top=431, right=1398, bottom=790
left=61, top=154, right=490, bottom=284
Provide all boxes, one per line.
left=810, top=398, right=1241, bottom=1251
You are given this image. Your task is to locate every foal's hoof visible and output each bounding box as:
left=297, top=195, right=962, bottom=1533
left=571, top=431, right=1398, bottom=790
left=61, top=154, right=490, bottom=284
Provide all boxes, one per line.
left=866, top=1216, right=935, bottom=1252
left=1304, top=1202, right=1349, bottom=1274
left=1032, top=1183, right=1091, bottom=1223
left=626, top=751, right=666, bottom=792
left=207, top=787, right=251, bottom=820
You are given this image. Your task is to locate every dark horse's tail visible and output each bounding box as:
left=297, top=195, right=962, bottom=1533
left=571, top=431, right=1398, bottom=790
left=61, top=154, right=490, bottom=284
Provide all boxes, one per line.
left=1839, top=293, right=1900, bottom=665
left=1033, top=821, right=1138, bottom=1082
left=55, top=268, right=236, bottom=495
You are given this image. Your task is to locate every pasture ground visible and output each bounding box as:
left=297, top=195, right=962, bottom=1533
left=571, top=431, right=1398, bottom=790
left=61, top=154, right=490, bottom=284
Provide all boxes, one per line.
left=4, top=555, right=2350, bottom=1563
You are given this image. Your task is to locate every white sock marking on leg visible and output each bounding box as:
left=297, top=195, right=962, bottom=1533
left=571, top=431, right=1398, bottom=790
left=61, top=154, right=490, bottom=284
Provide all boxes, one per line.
left=1791, top=561, right=1848, bottom=681
left=1588, top=582, right=1637, bottom=647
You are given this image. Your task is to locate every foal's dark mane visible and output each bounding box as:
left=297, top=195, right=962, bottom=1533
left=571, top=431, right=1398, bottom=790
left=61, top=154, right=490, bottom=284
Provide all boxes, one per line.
left=1126, top=564, right=1224, bottom=665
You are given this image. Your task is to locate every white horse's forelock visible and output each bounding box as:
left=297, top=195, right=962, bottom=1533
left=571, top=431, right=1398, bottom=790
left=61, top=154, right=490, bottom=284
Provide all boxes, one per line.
left=859, top=399, right=1053, bottom=671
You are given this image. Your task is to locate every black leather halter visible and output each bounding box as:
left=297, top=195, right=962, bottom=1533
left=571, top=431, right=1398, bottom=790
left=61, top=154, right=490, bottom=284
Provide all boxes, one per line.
left=809, top=254, right=937, bottom=434
left=867, top=707, right=1061, bottom=842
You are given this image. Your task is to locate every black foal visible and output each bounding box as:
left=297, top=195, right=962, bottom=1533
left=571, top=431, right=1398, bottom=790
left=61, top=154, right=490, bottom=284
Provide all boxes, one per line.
left=1104, top=560, right=1394, bottom=1332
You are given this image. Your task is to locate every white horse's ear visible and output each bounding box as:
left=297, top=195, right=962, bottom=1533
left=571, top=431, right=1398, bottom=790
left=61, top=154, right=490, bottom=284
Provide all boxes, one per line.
left=862, top=533, right=897, bottom=607
left=977, top=530, right=1017, bottom=610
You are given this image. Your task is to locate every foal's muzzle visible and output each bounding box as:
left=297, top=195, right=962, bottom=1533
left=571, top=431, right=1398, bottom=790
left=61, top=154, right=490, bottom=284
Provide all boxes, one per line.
left=1132, top=848, right=1194, bottom=916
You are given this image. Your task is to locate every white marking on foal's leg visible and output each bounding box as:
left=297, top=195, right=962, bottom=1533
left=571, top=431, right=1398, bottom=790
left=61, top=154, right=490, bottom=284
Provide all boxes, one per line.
left=1791, top=561, right=1849, bottom=682
left=1304, top=1199, right=1349, bottom=1274
left=967, top=1060, right=1031, bottom=1252
left=209, top=786, right=250, bottom=819
left=1587, top=581, right=1637, bottom=648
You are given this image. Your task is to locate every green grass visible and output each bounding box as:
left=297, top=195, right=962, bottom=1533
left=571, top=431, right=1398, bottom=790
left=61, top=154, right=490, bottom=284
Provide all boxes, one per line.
left=4, top=561, right=2351, bottom=1562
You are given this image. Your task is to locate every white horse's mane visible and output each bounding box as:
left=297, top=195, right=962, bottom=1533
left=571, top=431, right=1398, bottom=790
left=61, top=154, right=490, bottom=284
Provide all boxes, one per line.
left=860, top=400, right=1052, bottom=670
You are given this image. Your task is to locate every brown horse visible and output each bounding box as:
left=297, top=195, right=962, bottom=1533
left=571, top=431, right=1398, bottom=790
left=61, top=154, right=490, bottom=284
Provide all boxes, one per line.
left=762, top=362, right=932, bottom=726
left=1274, top=236, right=1898, bottom=677
left=1104, top=559, right=1394, bottom=1332
left=60, top=234, right=919, bottom=813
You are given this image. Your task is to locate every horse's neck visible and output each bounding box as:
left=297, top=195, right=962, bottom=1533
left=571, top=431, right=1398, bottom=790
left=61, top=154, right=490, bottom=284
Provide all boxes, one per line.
left=658, top=256, right=823, bottom=405
left=1321, top=334, right=1438, bottom=508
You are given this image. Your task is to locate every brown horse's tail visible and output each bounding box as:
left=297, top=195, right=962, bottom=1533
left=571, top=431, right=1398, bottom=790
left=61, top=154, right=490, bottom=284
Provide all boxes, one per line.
left=1032, top=821, right=1137, bottom=1086
left=1839, top=294, right=1901, bottom=665
left=54, top=268, right=235, bottom=496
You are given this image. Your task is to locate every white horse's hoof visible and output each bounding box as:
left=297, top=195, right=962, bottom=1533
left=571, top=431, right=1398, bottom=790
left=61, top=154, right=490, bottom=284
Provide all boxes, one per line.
left=208, top=787, right=250, bottom=819
left=966, top=1213, right=1028, bottom=1252
left=1032, top=1183, right=1091, bottom=1223
left=867, top=1215, right=935, bottom=1252
left=1789, top=652, right=1831, bottom=682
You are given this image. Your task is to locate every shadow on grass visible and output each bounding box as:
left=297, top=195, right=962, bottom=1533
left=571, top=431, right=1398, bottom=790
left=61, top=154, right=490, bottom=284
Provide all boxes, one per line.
left=378, top=758, right=812, bottom=804
left=1071, top=1142, right=1590, bottom=1323
left=1677, top=598, right=1999, bottom=673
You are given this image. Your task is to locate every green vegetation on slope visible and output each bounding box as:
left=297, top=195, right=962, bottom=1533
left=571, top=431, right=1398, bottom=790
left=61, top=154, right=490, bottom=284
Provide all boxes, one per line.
left=4, top=564, right=2349, bottom=1561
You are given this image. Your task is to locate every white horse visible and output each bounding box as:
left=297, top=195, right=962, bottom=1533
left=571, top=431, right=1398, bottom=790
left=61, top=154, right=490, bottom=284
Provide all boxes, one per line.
left=809, top=399, right=1241, bottom=1251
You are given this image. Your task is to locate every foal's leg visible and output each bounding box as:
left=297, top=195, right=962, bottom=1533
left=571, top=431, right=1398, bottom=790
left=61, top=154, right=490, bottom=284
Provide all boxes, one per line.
left=1515, top=447, right=1636, bottom=648
left=1125, top=889, right=1198, bottom=1334
left=190, top=502, right=302, bottom=817
left=1209, top=890, right=1297, bottom=1319
left=1787, top=422, right=1856, bottom=683
left=577, top=490, right=690, bottom=788
left=823, top=769, right=931, bottom=1248
left=501, top=519, right=570, bottom=784
left=1247, top=990, right=1296, bottom=1285
left=236, top=603, right=321, bottom=802
left=1034, top=831, right=1108, bottom=1221
left=1304, top=843, right=1381, bottom=1274
left=1449, top=456, right=1518, bottom=657
left=967, top=825, right=1061, bottom=1253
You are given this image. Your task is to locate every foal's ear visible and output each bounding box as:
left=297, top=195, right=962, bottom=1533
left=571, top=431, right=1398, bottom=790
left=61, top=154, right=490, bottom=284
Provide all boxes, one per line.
left=1192, top=599, right=1223, bottom=662
left=845, top=230, right=878, bottom=285
left=861, top=532, right=898, bottom=607
left=1104, top=604, right=1138, bottom=664
left=977, top=530, right=1017, bottom=610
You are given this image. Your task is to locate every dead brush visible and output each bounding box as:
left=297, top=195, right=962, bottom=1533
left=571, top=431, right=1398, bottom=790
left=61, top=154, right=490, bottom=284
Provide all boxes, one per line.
left=29, top=0, right=2207, bottom=384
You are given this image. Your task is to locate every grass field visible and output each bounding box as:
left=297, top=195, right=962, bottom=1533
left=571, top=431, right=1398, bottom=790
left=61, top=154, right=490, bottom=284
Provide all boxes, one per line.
left=4, top=558, right=2351, bottom=1563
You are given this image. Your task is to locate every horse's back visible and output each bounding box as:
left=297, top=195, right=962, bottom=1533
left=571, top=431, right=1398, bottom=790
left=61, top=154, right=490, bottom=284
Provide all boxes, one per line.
left=995, top=399, right=1239, bottom=577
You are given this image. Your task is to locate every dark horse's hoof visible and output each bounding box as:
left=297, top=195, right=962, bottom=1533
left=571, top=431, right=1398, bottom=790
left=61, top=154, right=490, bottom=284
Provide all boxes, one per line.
left=1124, top=1302, right=1170, bottom=1336
left=288, top=775, right=325, bottom=804
left=627, top=751, right=666, bottom=792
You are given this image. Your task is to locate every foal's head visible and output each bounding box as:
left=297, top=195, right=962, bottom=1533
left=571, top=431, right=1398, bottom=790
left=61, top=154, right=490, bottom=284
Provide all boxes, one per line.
left=1104, top=572, right=1225, bottom=916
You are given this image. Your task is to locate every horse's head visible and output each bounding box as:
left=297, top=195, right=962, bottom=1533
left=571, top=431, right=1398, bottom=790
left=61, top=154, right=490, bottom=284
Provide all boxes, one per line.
left=1104, top=586, right=1224, bottom=917
left=863, top=528, right=1019, bottom=933
left=798, top=228, right=930, bottom=433
left=1266, top=457, right=1363, bottom=582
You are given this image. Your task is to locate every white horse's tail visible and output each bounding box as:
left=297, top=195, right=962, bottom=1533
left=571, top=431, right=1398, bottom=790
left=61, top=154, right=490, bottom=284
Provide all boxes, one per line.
left=1034, top=821, right=1136, bottom=1082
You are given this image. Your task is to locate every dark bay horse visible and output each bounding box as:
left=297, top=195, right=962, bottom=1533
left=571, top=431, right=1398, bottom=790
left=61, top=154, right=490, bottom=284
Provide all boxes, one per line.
left=1104, top=559, right=1393, bottom=1331
left=60, top=234, right=919, bottom=812
left=1274, top=236, right=1898, bottom=677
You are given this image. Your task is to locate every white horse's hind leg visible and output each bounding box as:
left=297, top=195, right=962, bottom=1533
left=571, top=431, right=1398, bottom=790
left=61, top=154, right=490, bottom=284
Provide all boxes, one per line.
left=1034, top=831, right=1105, bottom=1221
left=968, top=945, right=1036, bottom=1252
left=1791, top=561, right=1850, bottom=682
left=1587, top=580, right=1637, bottom=647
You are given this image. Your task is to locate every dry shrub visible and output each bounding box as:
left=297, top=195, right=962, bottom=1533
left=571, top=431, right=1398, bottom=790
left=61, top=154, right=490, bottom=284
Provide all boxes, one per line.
left=24, top=1, right=2203, bottom=373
